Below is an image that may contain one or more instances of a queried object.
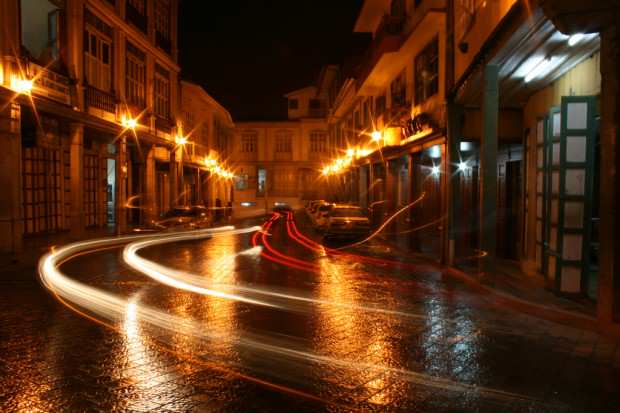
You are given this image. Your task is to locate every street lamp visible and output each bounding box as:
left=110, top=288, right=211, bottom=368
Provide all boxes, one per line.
left=371, top=130, right=382, bottom=142
left=11, top=77, right=33, bottom=94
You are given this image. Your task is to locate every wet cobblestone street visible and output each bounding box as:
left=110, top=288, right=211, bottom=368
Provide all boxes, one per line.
left=1, top=212, right=620, bottom=412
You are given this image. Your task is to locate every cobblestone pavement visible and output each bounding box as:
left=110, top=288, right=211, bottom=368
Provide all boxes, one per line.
left=1, top=212, right=620, bottom=412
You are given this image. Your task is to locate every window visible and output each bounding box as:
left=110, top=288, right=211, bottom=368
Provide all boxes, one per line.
left=362, top=99, right=370, bottom=129
left=235, top=174, right=249, bottom=191
left=257, top=168, right=266, bottom=197
left=241, top=131, right=257, bottom=153
left=126, top=0, right=147, bottom=32
left=390, top=70, right=407, bottom=108
left=375, top=94, right=386, bottom=116
left=126, top=42, right=146, bottom=108
left=309, top=99, right=321, bottom=109
left=84, top=10, right=112, bottom=91
left=20, top=0, right=61, bottom=64
left=154, top=0, right=171, bottom=53
left=154, top=64, right=170, bottom=118
left=275, top=130, right=292, bottom=153
left=415, top=37, right=439, bottom=104
left=288, top=99, right=298, bottom=109
left=310, top=131, right=327, bottom=153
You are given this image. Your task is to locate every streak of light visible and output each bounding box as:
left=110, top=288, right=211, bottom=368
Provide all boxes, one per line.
left=382, top=215, right=447, bottom=236
left=38, top=226, right=544, bottom=405
left=124, top=194, right=143, bottom=209
left=122, top=226, right=282, bottom=308
left=335, top=193, right=426, bottom=250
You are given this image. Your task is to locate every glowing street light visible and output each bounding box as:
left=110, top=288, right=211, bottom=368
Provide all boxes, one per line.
left=431, top=165, right=440, bottom=176
left=11, top=77, right=33, bottom=94
left=458, top=161, right=469, bottom=172
left=122, top=116, right=138, bottom=130
left=371, top=130, right=382, bottom=142
left=346, top=148, right=354, bottom=157
left=176, top=135, right=188, bottom=145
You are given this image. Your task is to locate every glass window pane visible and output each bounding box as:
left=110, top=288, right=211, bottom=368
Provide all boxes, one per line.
left=564, top=201, right=584, bottom=228
left=548, top=256, right=557, bottom=281
left=551, top=199, right=559, bottom=224
left=550, top=227, right=558, bottom=250
left=552, top=143, right=560, bottom=165
left=567, top=102, right=588, bottom=130
left=537, top=120, right=544, bottom=143
left=536, top=197, right=542, bottom=218
left=537, top=147, right=543, bottom=168
left=565, top=169, right=586, bottom=196
left=536, top=220, right=542, bottom=241
left=561, top=266, right=581, bottom=293
left=537, top=172, right=543, bottom=193
left=563, top=234, right=583, bottom=261
left=553, top=113, right=561, bottom=137
left=552, top=171, right=560, bottom=194
left=566, top=136, right=587, bottom=163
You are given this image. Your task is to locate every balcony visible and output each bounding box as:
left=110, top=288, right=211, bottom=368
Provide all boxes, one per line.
left=356, top=14, right=406, bottom=89
left=155, top=116, right=173, bottom=134
left=27, top=60, right=71, bottom=106
left=85, top=85, right=116, bottom=114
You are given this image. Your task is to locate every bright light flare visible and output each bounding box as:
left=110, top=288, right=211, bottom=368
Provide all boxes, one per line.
left=11, top=77, right=33, bottom=94
left=525, top=58, right=551, bottom=83
left=458, top=161, right=469, bottom=172
left=371, top=130, right=382, bottom=142
left=431, top=165, right=440, bottom=176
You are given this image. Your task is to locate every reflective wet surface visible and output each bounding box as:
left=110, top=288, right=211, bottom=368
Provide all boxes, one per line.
left=2, top=212, right=620, bottom=412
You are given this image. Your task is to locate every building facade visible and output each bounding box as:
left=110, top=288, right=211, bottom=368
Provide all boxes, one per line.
left=0, top=0, right=228, bottom=253
left=324, top=0, right=620, bottom=329
left=231, top=84, right=329, bottom=217
left=179, top=80, right=234, bottom=211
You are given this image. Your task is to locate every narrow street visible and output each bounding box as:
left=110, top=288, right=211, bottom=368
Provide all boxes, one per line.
left=1, top=212, right=619, bottom=412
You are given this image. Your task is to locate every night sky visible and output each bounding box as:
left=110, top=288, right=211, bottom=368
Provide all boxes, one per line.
left=179, top=1, right=368, bottom=121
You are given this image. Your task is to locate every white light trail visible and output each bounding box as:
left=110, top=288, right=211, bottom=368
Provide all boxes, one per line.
left=37, top=226, right=543, bottom=405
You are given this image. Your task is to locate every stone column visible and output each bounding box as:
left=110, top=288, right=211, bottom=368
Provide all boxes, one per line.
left=0, top=103, right=23, bottom=253
left=116, top=136, right=127, bottom=234
left=598, top=24, right=620, bottom=324
left=446, top=100, right=463, bottom=265
left=144, top=145, right=156, bottom=223
left=196, top=168, right=202, bottom=204
left=479, top=65, right=499, bottom=277
left=70, top=123, right=85, bottom=237
left=169, top=149, right=177, bottom=208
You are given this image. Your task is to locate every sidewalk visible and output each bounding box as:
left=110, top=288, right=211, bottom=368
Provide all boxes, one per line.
left=374, top=234, right=615, bottom=337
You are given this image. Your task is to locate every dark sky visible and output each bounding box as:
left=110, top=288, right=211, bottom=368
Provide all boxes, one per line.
left=179, top=1, right=367, bottom=121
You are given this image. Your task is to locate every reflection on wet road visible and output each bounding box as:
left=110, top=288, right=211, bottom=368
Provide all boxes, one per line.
left=2, top=212, right=620, bottom=411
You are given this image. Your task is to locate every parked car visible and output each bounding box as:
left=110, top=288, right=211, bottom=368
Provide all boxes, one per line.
left=273, top=203, right=293, bottom=213
left=313, top=203, right=334, bottom=229
left=324, top=205, right=370, bottom=238
left=133, top=206, right=211, bottom=232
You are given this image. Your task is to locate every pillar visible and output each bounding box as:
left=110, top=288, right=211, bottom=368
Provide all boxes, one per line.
left=169, top=149, right=177, bottom=208
left=144, top=145, right=156, bottom=223
left=0, top=103, right=22, bottom=253
left=598, top=24, right=620, bottom=323
left=479, top=65, right=499, bottom=276
left=196, top=168, right=202, bottom=204
left=70, top=123, right=84, bottom=237
left=446, top=100, right=463, bottom=265
left=116, top=136, right=127, bottom=233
